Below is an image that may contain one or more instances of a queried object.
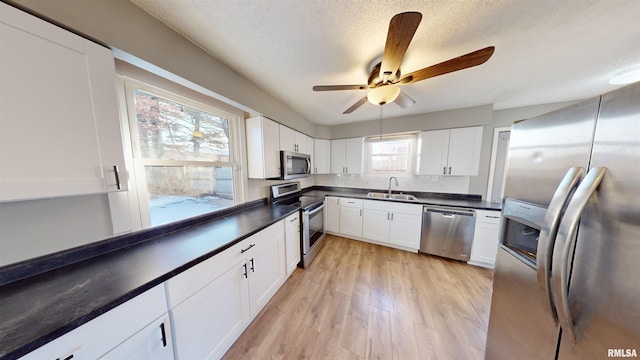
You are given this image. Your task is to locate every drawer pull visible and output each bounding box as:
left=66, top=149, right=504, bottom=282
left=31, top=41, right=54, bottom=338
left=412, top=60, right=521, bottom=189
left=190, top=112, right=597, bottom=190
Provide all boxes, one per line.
left=56, top=355, right=73, bottom=360
left=241, top=244, right=256, bottom=253
left=486, top=215, right=500, bottom=219
left=290, top=217, right=298, bottom=222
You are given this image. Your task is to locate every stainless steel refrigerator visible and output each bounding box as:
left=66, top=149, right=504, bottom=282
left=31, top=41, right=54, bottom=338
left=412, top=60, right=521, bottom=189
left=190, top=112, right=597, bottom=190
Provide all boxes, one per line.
left=485, top=82, right=640, bottom=359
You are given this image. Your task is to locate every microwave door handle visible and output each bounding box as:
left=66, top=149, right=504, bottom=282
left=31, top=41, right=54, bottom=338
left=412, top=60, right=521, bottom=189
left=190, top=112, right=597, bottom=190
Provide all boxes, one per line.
left=537, top=166, right=584, bottom=323
left=306, top=158, right=312, bottom=173
left=551, top=166, right=606, bottom=342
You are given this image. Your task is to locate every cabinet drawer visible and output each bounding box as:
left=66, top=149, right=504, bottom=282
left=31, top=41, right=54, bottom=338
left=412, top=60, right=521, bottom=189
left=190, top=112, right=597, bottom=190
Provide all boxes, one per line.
left=166, top=236, right=251, bottom=308
left=339, top=197, right=363, bottom=208
left=285, top=213, right=300, bottom=229
left=475, top=210, right=502, bottom=224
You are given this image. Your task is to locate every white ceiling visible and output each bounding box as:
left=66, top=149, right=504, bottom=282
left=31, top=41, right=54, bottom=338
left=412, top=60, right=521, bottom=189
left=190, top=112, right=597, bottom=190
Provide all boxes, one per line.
left=130, top=0, right=640, bottom=126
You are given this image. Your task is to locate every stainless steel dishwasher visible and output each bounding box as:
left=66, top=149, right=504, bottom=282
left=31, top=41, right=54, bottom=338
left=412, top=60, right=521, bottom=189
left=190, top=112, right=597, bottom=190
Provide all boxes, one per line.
left=420, top=206, right=476, bottom=261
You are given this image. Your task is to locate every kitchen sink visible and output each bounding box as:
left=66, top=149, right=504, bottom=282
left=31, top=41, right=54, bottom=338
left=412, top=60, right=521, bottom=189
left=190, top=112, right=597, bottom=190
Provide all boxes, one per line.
left=366, top=192, right=418, bottom=201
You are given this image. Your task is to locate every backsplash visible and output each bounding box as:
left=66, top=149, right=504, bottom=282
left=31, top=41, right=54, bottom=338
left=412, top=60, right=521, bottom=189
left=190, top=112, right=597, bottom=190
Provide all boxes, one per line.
left=314, top=174, right=470, bottom=193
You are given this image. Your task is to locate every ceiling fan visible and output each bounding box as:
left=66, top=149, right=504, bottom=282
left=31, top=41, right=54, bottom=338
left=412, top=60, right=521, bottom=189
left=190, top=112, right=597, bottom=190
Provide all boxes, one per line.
left=312, top=12, right=495, bottom=114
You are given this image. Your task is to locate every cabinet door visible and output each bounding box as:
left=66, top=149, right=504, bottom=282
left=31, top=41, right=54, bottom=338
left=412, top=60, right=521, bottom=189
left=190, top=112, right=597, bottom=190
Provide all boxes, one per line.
left=416, top=130, right=450, bottom=175
left=246, top=116, right=280, bottom=179
left=247, top=225, right=286, bottom=317
left=279, top=125, right=297, bottom=152
left=325, top=196, right=341, bottom=233
left=330, top=139, right=346, bottom=174
left=362, top=209, right=390, bottom=243
left=0, top=3, right=127, bottom=201
left=389, top=212, right=422, bottom=250
left=285, top=214, right=301, bottom=276
left=295, top=131, right=309, bottom=154
left=344, top=138, right=363, bottom=174
left=339, top=206, right=363, bottom=238
left=99, top=315, right=173, bottom=360
left=448, top=126, right=483, bottom=176
left=171, top=261, right=250, bottom=360
left=314, top=139, right=331, bottom=174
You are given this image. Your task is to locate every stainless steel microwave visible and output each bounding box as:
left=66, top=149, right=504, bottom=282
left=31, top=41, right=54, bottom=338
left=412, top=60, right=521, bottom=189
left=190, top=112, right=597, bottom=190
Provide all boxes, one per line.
left=280, top=151, right=311, bottom=179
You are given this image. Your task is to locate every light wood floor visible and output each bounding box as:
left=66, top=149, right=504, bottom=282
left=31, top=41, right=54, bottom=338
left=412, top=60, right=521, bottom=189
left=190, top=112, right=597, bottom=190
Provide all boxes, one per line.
left=222, top=235, right=494, bottom=360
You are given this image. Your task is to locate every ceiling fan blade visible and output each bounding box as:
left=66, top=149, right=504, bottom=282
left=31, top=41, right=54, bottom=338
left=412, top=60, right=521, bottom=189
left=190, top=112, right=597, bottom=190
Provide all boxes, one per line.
left=380, top=12, right=422, bottom=81
left=313, top=85, right=368, bottom=91
left=399, top=46, right=495, bottom=84
left=394, top=90, right=415, bottom=109
left=343, top=97, right=368, bottom=114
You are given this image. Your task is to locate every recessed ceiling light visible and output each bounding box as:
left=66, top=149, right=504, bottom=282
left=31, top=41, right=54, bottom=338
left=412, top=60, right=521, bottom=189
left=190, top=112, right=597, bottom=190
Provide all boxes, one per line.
left=609, top=67, right=640, bottom=85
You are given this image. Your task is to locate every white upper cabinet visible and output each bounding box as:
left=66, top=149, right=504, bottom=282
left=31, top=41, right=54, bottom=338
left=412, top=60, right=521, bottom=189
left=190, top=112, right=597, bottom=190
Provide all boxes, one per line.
left=314, top=139, right=331, bottom=174
left=330, top=138, right=363, bottom=174
left=279, top=125, right=309, bottom=154
left=246, top=116, right=280, bottom=179
left=416, top=126, right=483, bottom=176
left=0, top=3, right=127, bottom=202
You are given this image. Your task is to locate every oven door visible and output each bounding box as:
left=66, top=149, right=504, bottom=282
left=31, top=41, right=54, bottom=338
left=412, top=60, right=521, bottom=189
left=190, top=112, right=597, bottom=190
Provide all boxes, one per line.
left=303, top=202, right=325, bottom=254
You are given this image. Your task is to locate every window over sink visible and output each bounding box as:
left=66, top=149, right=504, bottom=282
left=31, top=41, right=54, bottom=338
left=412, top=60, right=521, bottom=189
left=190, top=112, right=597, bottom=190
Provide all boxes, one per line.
left=364, top=133, right=417, bottom=176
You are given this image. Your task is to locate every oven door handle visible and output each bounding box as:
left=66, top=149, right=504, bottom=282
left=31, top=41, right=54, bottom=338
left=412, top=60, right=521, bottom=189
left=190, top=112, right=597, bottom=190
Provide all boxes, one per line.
left=305, top=203, right=324, bottom=216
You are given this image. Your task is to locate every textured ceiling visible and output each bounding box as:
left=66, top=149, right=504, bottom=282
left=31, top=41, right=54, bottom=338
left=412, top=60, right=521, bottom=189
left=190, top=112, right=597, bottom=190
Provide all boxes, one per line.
left=130, top=0, right=640, bottom=125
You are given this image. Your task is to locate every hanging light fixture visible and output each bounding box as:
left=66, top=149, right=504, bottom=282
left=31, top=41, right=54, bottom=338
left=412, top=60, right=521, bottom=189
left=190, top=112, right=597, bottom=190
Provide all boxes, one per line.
left=367, top=84, right=401, bottom=105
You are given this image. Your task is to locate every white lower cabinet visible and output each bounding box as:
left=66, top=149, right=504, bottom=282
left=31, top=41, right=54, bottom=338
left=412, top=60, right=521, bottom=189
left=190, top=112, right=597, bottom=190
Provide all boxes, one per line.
left=170, top=260, right=249, bottom=360
left=362, top=200, right=422, bottom=251
left=469, top=210, right=502, bottom=268
left=338, top=198, right=363, bottom=238
left=167, top=220, right=286, bottom=360
left=325, top=196, right=341, bottom=233
left=21, top=285, right=171, bottom=360
left=284, top=213, right=301, bottom=277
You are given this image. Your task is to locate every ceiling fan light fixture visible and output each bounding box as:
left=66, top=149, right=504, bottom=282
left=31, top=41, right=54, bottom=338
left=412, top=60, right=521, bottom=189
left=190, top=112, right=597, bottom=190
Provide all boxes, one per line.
left=367, top=84, right=401, bottom=105
left=609, top=67, right=640, bottom=85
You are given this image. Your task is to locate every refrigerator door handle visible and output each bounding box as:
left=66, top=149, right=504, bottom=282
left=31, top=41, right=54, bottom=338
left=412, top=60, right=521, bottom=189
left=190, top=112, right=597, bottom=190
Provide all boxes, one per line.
left=551, top=166, right=607, bottom=342
left=537, top=166, right=584, bottom=323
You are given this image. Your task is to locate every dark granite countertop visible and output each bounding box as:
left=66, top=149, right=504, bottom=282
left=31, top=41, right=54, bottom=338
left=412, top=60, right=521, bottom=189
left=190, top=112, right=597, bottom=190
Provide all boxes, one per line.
left=305, top=186, right=502, bottom=211
left=0, top=200, right=297, bottom=360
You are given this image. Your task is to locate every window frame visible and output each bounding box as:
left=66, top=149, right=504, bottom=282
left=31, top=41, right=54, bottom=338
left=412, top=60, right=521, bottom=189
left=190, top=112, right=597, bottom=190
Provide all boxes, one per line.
left=121, top=77, right=243, bottom=228
left=363, top=133, right=417, bottom=177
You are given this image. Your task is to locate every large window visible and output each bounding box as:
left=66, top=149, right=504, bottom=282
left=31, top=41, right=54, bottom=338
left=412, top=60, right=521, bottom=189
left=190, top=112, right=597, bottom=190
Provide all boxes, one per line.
left=125, top=82, right=240, bottom=227
left=364, top=133, right=416, bottom=176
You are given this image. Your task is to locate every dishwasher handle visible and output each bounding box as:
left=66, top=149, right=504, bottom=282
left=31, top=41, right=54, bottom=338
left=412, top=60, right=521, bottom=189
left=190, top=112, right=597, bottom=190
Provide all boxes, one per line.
left=425, top=207, right=475, bottom=218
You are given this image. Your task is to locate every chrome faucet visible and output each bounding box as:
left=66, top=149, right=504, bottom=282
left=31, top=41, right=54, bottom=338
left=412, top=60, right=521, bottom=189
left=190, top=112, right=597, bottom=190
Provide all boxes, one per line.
left=388, top=176, right=399, bottom=195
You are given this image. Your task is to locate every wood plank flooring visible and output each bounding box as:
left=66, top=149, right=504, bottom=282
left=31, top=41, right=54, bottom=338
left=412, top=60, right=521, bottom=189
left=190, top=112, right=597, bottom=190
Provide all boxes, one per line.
left=222, top=235, right=494, bottom=360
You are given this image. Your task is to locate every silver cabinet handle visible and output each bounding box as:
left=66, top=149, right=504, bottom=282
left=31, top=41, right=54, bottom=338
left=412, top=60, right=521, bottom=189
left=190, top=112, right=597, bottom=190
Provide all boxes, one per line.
left=359, top=209, right=362, bottom=216
left=443, top=166, right=446, bottom=175
left=448, top=166, right=451, bottom=175
left=537, top=166, right=584, bottom=322
left=289, top=217, right=298, bottom=222
left=551, top=167, right=606, bottom=342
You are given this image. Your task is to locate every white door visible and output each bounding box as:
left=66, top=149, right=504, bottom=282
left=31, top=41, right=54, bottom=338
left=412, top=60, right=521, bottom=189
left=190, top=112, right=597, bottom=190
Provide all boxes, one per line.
left=362, top=209, right=390, bottom=243
left=285, top=215, right=301, bottom=276
left=263, top=118, right=281, bottom=178
left=339, top=206, right=363, bottom=238
left=416, top=130, right=450, bottom=175
left=344, top=138, right=364, bottom=174
left=447, top=126, right=483, bottom=176
left=171, top=262, right=250, bottom=360
left=325, top=196, right=341, bottom=233
left=314, top=139, right=331, bottom=174
left=279, top=125, right=297, bottom=152
left=388, top=212, right=422, bottom=250
left=247, top=228, right=285, bottom=317
left=330, top=139, right=346, bottom=174
left=0, top=3, right=127, bottom=201
left=486, top=128, right=511, bottom=204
